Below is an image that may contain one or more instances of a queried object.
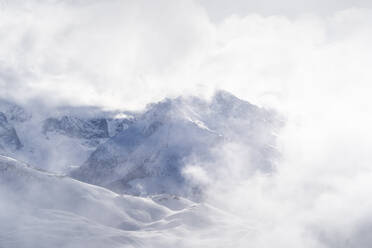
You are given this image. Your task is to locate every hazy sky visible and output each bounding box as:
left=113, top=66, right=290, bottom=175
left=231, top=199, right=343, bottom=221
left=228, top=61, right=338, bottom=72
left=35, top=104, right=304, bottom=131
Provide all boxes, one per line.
left=199, top=0, right=372, bottom=20
left=0, top=0, right=371, bottom=111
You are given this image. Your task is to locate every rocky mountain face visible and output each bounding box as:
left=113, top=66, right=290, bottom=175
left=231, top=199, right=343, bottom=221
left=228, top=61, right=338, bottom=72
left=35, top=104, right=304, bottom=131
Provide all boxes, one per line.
left=43, top=116, right=110, bottom=139
left=0, top=99, right=134, bottom=171
left=71, top=91, right=282, bottom=198
left=0, top=100, right=28, bottom=154
left=0, top=99, right=32, bottom=123
left=0, top=112, right=22, bottom=153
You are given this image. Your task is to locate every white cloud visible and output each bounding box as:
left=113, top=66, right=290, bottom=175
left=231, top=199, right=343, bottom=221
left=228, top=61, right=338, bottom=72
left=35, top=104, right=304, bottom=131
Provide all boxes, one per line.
left=0, top=0, right=213, bottom=109
left=2, top=1, right=371, bottom=113
left=198, top=0, right=372, bottom=20
left=182, top=165, right=211, bottom=186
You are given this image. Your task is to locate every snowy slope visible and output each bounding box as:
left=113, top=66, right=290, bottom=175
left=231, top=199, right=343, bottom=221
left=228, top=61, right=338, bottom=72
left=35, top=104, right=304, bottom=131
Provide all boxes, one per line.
left=0, top=155, right=247, bottom=248
left=71, top=91, right=282, bottom=197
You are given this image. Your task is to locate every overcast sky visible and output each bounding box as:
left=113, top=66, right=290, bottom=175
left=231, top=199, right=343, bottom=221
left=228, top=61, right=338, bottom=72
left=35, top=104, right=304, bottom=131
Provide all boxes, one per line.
left=199, top=0, right=372, bottom=20
left=0, top=0, right=371, bottom=111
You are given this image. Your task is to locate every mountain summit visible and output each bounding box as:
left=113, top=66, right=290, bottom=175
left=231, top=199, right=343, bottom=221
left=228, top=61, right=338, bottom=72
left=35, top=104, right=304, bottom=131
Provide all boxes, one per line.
left=71, top=91, right=281, bottom=197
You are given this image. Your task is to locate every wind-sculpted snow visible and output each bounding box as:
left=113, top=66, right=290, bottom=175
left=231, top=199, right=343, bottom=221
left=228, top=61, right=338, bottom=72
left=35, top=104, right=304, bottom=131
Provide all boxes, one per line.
left=71, top=91, right=282, bottom=197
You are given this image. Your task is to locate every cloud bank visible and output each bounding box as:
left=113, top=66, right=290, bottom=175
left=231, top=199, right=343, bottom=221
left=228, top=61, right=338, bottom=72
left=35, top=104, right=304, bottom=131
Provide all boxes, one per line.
left=0, top=0, right=371, bottom=111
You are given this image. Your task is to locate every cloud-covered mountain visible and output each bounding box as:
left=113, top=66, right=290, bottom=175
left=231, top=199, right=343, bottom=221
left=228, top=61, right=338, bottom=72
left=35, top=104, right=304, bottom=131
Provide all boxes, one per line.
left=71, top=91, right=281, bottom=197
left=0, top=91, right=281, bottom=198
left=3, top=91, right=370, bottom=248
left=0, top=100, right=134, bottom=172
left=0, top=92, right=284, bottom=248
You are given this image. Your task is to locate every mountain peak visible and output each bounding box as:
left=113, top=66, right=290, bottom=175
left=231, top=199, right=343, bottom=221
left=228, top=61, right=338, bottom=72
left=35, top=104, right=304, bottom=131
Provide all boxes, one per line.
left=212, top=90, right=240, bottom=103
left=71, top=91, right=280, bottom=198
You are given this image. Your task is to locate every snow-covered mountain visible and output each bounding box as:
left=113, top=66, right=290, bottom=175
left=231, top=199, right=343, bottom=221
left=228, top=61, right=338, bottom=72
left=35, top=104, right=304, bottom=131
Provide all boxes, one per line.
left=0, top=100, right=134, bottom=172
left=0, top=155, right=246, bottom=248
left=71, top=91, right=282, bottom=198
left=0, top=91, right=281, bottom=197
left=0, top=91, right=282, bottom=247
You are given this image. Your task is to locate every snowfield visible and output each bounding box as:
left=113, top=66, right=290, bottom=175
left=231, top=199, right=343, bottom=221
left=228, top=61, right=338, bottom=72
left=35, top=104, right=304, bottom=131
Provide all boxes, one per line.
left=0, top=155, right=253, bottom=248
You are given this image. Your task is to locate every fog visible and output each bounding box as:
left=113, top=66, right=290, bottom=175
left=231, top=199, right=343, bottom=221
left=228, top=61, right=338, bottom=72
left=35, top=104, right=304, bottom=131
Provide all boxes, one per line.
left=1, top=0, right=372, bottom=247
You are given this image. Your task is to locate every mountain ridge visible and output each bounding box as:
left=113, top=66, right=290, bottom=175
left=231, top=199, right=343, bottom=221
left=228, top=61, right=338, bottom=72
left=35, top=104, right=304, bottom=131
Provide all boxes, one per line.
left=71, top=91, right=281, bottom=198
